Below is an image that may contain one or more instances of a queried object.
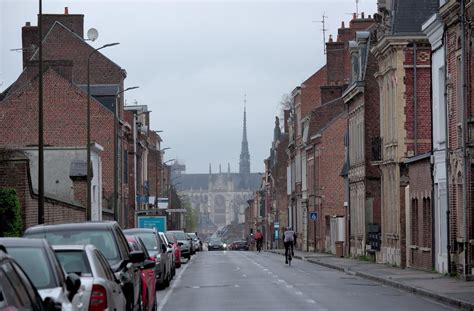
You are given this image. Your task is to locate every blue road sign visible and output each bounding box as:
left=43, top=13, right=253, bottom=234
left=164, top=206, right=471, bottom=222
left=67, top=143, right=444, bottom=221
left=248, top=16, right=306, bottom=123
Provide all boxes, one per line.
left=309, top=212, right=318, bottom=221
left=137, top=216, right=167, bottom=232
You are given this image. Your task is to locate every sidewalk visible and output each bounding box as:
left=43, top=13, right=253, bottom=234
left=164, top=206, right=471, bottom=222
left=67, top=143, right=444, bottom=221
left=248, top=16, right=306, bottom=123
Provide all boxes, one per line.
left=268, top=249, right=474, bottom=310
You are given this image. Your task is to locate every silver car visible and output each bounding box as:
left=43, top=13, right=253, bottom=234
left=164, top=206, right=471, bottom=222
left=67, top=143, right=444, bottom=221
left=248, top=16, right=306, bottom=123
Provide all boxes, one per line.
left=53, top=245, right=127, bottom=311
left=158, top=232, right=175, bottom=278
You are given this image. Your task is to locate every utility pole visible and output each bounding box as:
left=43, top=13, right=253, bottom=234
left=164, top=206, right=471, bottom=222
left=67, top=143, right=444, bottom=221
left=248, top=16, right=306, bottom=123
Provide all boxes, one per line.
left=38, top=0, right=44, bottom=224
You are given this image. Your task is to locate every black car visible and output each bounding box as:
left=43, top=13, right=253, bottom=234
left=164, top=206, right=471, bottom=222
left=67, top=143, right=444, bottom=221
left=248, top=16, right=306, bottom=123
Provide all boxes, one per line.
left=0, top=245, right=56, bottom=311
left=0, top=238, right=82, bottom=309
left=208, top=237, right=226, bottom=251
left=232, top=240, right=249, bottom=251
left=24, top=221, right=145, bottom=311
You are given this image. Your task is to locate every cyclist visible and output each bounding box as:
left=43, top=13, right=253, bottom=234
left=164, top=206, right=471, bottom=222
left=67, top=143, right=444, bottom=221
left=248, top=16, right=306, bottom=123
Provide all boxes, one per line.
left=283, top=226, right=295, bottom=264
left=255, top=229, right=263, bottom=252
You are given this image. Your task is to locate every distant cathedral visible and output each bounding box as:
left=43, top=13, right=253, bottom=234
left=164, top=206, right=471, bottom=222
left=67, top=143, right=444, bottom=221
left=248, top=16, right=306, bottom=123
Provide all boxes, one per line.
left=172, top=104, right=261, bottom=234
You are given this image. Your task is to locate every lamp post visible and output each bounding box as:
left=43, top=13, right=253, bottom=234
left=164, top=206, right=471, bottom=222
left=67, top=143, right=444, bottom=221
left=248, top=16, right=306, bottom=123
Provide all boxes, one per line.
left=114, top=86, right=139, bottom=224
left=86, top=42, right=119, bottom=221
left=38, top=0, right=44, bottom=223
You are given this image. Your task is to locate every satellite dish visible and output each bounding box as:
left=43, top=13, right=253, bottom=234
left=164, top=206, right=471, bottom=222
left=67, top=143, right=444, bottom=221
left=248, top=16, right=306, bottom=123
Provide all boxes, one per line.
left=87, top=28, right=99, bottom=42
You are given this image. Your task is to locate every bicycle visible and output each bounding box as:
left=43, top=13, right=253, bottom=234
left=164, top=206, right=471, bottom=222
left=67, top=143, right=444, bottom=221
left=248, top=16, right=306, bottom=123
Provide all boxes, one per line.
left=256, top=239, right=262, bottom=253
left=285, top=242, right=293, bottom=266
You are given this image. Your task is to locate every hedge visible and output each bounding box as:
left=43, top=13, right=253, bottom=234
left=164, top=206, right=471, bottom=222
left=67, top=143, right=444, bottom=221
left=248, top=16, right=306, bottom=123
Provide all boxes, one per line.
left=0, top=188, right=23, bottom=237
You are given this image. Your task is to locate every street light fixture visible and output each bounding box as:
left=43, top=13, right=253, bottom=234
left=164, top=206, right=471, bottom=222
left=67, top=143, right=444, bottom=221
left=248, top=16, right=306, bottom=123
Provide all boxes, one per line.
left=164, top=159, right=175, bottom=164
left=114, top=86, right=139, bottom=223
left=160, top=147, right=170, bottom=152
left=87, top=42, right=120, bottom=221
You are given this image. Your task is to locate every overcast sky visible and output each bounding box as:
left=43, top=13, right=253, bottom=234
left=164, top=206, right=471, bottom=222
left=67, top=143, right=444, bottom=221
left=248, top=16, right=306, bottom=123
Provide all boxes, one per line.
left=1, top=0, right=377, bottom=173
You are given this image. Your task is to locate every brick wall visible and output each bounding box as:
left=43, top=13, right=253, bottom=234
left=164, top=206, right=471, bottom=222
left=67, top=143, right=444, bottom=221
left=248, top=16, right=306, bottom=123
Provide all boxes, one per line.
left=408, top=157, right=433, bottom=271
left=0, top=158, right=86, bottom=230
left=0, top=69, right=116, bottom=207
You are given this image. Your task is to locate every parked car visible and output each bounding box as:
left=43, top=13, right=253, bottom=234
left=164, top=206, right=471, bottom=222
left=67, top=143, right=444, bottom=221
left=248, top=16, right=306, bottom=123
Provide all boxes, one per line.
left=208, top=237, right=226, bottom=251
left=24, top=222, right=144, bottom=311
left=126, top=236, right=156, bottom=311
left=187, top=232, right=202, bottom=252
left=232, top=240, right=249, bottom=251
left=0, top=238, right=82, bottom=310
left=123, top=228, right=171, bottom=289
left=53, top=244, right=128, bottom=311
left=166, top=231, right=192, bottom=259
left=0, top=245, right=58, bottom=311
left=158, top=232, right=175, bottom=278
left=165, top=233, right=181, bottom=268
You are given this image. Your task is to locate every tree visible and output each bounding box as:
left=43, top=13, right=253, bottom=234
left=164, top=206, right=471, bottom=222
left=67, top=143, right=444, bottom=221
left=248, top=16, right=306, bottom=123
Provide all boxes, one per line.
left=279, top=93, right=294, bottom=123
left=184, top=198, right=198, bottom=232
left=0, top=188, right=23, bottom=237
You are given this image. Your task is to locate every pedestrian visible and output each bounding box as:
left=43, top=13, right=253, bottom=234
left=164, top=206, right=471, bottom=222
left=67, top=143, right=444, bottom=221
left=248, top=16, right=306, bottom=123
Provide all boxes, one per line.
left=283, top=226, right=295, bottom=264
left=255, top=229, right=263, bottom=252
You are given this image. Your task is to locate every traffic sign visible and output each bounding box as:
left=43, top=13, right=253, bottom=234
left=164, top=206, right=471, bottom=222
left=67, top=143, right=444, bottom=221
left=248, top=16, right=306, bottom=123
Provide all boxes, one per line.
left=309, top=212, right=318, bottom=221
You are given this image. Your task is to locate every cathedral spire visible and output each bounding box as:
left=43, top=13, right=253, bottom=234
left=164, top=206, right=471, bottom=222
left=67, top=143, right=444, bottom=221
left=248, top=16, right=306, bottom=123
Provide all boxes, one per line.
left=239, top=95, right=251, bottom=174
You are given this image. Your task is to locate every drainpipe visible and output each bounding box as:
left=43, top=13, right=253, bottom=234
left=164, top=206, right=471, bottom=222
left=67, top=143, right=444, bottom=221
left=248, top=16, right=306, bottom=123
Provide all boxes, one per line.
left=460, top=0, right=468, bottom=278
left=414, top=42, right=418, bottom=155
left=430, top=45, right=435, bottom=271
left=133, top=113, right=138, bottom=228
left=443, top=27, right=451, bottom=275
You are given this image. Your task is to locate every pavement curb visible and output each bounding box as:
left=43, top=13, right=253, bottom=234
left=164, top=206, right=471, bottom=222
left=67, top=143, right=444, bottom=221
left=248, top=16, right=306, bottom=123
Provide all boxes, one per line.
left=266, top=249, right=474, bottom=310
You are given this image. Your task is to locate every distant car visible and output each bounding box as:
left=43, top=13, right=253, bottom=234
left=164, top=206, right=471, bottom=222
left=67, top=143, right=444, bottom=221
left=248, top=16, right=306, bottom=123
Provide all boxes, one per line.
left=208, top=237, right=226, bottom=251
left=0, top=238, right=82, bottom=310
left=232, top=240, right=249, bottom=251
left=126, top=236, right=157, bottom=311
left=53, top=244, right=127, bottom=311
left=158, top=232, right=175, bottom=278
left=124, top=228, right=172, bottom=289
left=24, top=222, right=145, bottom=311
left=166, top=231, right=192, bottom=259
left=186, top=232, right=202, bottom=252
left=0, top=245, right=57, bottom=311
left=165, top=233, right=181, bottom=268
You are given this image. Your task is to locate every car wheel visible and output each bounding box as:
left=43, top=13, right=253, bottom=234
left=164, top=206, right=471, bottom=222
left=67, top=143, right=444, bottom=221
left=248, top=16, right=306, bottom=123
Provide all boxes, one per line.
left=164, top=274, right=170, bottom=287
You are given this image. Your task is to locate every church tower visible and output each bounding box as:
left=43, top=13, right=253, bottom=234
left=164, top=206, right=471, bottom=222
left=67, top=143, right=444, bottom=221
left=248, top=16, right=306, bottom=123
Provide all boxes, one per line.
left=239, top=98, right=251, bottom=174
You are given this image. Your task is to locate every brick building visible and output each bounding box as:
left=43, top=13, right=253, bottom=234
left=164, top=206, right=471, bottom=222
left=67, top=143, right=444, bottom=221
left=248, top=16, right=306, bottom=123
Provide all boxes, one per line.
left=343, top=29, right=381, bottom=258
left=371, top=0, right=437, bottom=267
left=440, top=0, right=474, bottom=279
left=0, top=8, right=131, bottom=224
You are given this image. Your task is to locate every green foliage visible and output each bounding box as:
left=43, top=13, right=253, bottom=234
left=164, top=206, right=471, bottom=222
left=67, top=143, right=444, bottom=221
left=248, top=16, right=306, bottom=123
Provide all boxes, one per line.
left=0, top=188, right=23, bottom=237
left=184, top=200, right=198, bottom=232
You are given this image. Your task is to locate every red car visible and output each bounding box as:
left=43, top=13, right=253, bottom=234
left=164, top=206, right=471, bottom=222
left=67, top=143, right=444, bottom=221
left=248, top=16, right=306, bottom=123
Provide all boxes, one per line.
left=165, top=232, right=182, bottom=268
left=126, top=235, right=157, bottom=311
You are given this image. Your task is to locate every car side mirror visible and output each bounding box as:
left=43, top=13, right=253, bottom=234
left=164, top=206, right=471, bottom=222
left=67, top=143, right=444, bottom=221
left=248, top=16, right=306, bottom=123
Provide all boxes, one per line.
left=65, top=273, right=81, bottom=302
left=142, top=259, right=155, bottom=270
left=161, top=244, right=167, bottom=253
left=178, top=242, right=183, bottom=246
left=129, top=251, right=145, bottom=264
left=43, top=297, right=61, bottom=311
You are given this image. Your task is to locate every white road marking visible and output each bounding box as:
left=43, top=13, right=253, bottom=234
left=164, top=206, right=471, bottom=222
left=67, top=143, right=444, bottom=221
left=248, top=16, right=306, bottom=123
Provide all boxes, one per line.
left=157, top=257, right=191, bottom=311
left=306, top=299, right=316, bottom=304
left=242, top=274, right=247, bottom=278
left=191, top=286, right=200, bottom=289
left=234, top=285, right=240, bottom=288
left=295, top=291, right=303, bottom=295
left=286, top=284, right=293, bottom=288
left=277, top=279, right=284, bottom=283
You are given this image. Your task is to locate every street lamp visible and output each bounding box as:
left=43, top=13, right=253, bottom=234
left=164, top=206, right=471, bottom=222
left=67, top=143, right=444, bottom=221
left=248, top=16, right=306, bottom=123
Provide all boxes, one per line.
left=87, top=42, right=120, bottom=221
left=164, top=159, right=175, bottom=164
left=160, top=147, right=170, bottom=152
left=114, top=86, right=139, bottom=223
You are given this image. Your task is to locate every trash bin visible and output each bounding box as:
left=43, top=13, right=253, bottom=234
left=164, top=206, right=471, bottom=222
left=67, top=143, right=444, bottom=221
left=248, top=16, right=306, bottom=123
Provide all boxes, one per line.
left=335, top=241, right=344, bottom=258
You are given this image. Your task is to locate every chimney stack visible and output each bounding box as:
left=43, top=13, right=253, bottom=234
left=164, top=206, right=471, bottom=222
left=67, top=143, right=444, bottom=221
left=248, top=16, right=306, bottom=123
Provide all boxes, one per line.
left=64, top=7, right=69, bottom=14
left=342, top=21, right=345, bottom=28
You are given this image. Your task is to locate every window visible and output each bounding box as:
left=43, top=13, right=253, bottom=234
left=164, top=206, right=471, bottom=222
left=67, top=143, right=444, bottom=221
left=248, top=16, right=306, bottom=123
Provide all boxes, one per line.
left=422, top=198, right=431, bottom=248
left=411, top=199, right=419, bottom=246
left=124, top=149, right=129, bottom=184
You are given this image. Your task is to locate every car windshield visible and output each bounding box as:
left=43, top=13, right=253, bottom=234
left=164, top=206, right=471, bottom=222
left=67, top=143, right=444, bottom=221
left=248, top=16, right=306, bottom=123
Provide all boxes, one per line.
left=210, top=238, right=222, bottom=244
left=27, top=230, right=121, bottom=266
left=6, top=247, right=56, bottom=289
left=167, top=231, right=186, bottom=240
left=133, top=233, right=158, bottom=256
left=55, top=250, right=92, bottom=276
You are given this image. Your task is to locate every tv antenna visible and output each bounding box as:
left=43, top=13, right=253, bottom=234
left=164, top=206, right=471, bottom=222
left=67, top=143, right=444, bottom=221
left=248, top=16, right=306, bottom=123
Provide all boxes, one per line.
left=313, top=13, right=328, bottom=54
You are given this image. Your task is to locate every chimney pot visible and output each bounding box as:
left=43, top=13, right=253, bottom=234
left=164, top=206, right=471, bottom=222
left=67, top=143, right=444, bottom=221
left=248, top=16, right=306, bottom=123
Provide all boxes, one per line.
left=341, top=21, right=345, bottom=28
left=353, top=13, right=357, bottom=19
left=329, top=34, right=333, bottom=42
left=25, top=22, right=31, bottom=26
left=361, top=12, right=365, bottom=19
left=64, top=7, right=69, bottom=14
left=368, top=15, right=371, bottom=19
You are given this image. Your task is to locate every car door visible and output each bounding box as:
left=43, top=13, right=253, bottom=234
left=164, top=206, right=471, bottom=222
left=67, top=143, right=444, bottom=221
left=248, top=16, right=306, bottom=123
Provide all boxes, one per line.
left=0, top=260, right=45, bottom=311
left=94, top=250, right=126, bottom=311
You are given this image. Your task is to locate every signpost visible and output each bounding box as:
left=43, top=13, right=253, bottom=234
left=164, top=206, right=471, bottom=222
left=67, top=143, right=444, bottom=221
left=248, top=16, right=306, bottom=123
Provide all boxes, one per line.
left=137, top=216, right=167, bottom=232
left=309, top=212, right=318, bottom=221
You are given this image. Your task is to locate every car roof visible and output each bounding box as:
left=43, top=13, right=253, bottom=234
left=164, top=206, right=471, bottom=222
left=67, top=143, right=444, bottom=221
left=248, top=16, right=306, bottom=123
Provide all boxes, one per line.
left=25, top=221, right=119, bottom=234
left=0, top=237, right=49, bottom=248
left=52, top=244, right=89, bottom=251
left=123, top=228, right=157, bottom=233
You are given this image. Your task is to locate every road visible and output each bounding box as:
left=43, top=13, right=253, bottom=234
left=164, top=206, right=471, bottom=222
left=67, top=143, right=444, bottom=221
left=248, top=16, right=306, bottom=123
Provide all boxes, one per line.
left=156, top=251, right=454, bottom=311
